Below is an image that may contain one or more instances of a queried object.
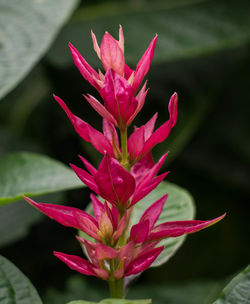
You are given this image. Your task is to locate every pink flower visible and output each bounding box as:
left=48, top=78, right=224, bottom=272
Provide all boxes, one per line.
left=70, top=26, right=156, bottom=93
left=24, top=26, right=226, bottom=290
left=133, top=195, right=226, bottom=242
left=71, top=153, right=168, bottom=211
left=68, top=26, right=156, bottom=127
left=24, top=192, right=225, bottom=281
left=54, top=95, right=121, bottom=158
left=24, top=195, right=126, bottom=244
left=128, top=92, right=178, bottom=163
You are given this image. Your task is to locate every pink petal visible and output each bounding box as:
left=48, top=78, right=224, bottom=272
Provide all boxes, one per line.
left=100, top=32, right=125, bottom=76
left=100, top=69, right=138, bottom=125
left=139, top=194, right=168, bottom=230
left=24, top=196, right=92, bottom=230
left=144, top=113, right=158, bottom=141
left=91, top=30, right=101, bottom=59
left=55, top=95, right=113, bottom=156
left=130, top=153, right=168, bottom=205
left=114, top=213, right=127, bottom=241
left=127, top=114, right=158, bottom=162
left=70, top=163, right=99, bottom=194
left=84, top=94, right=117, bottom=126
left=74, top=211, right=100, bottom=240
left=119, top=240, right=135, bottom=268
left=127, top=81, right=149, bottom=125
left=147, top=214, right=226, bottom=242
left=95, top=243, right=119, bottom=260
left=93, top=268, right=109, bottom=280
left=54, top=251, right=97, bottom=276
left=130, top=152, right=155, bottom=184
left=103, top=119, right=121, bottom=159
left=128, top=126, right=144, bottom=161
left=98, top=207, right=114, bottom=238
left=86, top=125, right=114, bottom=156
left=169, top=92, right=178, bottom=126
left=90, top=194, right=104, bottom=221
left=94, top=154, right=136, bottom=207
left=143, top=93, right=178, bottom=154
left=130, top=220, right=149, bottom=244
left=118, top=25, right=124, bottom=53
left=131, top=172, right=168, bottom=206
left=124, top=64, right=133, bottom=79
left=79, top=155, right=97, bottom=176
left=68, top=43, right=100, bottom=90
left=111, top=205, right=119, bottom=230
left=125, top=246, right=164, bottom=276
left=54, top=94, right=90, bottom=141
left=76, top=237, right=99, bottom=267
left=102, top=119, right=119, bottom=147
left=132, top=35, right=158, bottom=92
left=140, top=153, right=168, bottom=186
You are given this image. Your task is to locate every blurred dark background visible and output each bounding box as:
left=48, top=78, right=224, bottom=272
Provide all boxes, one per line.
left=0, top=0, right=249, bottom=303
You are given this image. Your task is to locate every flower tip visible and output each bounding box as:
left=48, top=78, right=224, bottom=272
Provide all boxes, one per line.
left=207, top=213, right=226, bottom=228
left=53, top=251, right=61, bottom=258
left=23, top=196, right=35, bottom=206
left=173, top=92, right=178, bottom=100
left=69, top=163, right=75, bottom=170
left=52, top=93, right=59, bottom=101
left=68, top=42, right=74, bottom=49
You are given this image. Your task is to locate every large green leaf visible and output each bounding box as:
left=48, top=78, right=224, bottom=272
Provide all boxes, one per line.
left=0, top=0, right=79, bottom=100
left=131, top=181, right=195, bottom=267
left=67, top=299, right=151, bottom=304
left=47, top=0, right=250, bottom=68
left=0, top=255, right=42, bottom=303
left=0, top=152, right=83, bottom=205
left=213, top=265, right=250, bottom=304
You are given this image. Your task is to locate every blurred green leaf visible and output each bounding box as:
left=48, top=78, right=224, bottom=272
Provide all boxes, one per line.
left=0, top=0, right=79, bottom=100
left=131, top=181, right=195, bottom=267
left=0, top=200, right=42, bottom=248
left=0, top=255, right=42, bottom=303
left=0, top=152, right=83, bottom=205
left=45, top=274, right=225, bottom=304
left=213, top=265, right=250, bottom=304
left=67, top=299, right=151, bottom=304
left=47, top=0, right=250, bottom=68
left=81, top=181, right=195, bottom=268
left=0, top=192, right=63, bottom=248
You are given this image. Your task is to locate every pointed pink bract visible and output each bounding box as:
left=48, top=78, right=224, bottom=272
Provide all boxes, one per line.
left=100, top=32, right=125, bottom=76
left=94, top=154, right=135, bottom=207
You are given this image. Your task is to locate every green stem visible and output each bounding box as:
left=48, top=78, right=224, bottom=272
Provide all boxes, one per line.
left=121, top=128, right=127, bottom=162
left=109, top=278, right=124, bottom=298
left=120, top=127, right=130, bottom=170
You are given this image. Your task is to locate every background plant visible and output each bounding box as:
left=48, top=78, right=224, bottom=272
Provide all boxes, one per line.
left=0, top=0, right=249, bottom=303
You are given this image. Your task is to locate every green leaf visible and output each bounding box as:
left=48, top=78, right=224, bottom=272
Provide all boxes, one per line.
left=47, top=0, right=250, bottom=68
left=0, top=152, right=83, bottom=205
left=67, top=299, right=151, bottom=304
left=81, top=181, right=195, bottom=267
left=0, top=0, right=79, bottom=100
left=130, top=181, right=195, bottom=267
left=0, top=255, right=42, bottom=303
left=0, top=200, right=42, bottom=247
left=213, top=265, right=250, bottom=304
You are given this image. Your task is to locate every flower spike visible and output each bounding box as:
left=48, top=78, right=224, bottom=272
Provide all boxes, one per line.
left=25, top=27, right=225, bottom=291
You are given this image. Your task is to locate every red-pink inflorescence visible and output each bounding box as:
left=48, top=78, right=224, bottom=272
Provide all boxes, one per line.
left=25, top=26, right=225, bottom=281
